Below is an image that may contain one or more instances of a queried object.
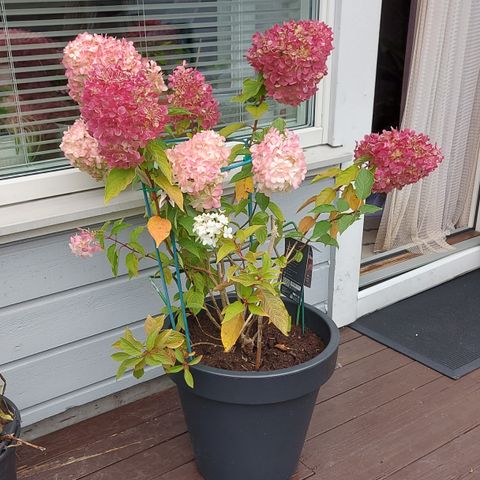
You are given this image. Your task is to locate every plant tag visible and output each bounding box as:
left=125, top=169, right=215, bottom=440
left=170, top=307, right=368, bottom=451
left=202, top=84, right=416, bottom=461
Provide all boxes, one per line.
left=280, top=239, right=313, bottom=304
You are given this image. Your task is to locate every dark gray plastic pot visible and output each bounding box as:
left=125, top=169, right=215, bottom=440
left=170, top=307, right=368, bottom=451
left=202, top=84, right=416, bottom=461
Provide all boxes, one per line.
left=0, top=397, right=21, bottom=480
left=170, top=299, right=339, bottom=480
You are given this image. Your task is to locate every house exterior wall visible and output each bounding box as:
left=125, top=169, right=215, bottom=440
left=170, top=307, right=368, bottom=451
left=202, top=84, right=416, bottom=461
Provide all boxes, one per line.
left=1, top=177, right=333, bottom=426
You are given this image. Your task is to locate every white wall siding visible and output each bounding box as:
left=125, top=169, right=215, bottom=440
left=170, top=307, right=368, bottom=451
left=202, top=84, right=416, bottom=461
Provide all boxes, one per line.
left=1, top=178, right=333, bottom=426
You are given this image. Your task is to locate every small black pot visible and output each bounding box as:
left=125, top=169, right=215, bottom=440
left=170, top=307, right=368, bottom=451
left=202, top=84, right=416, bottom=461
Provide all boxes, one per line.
left=0, top=397, right=21, bottom=480
left=171, top=299, right=339, bottom=480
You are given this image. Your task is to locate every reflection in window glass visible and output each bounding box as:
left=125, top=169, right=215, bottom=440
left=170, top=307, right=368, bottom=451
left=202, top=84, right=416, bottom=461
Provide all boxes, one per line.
left=0, top=0, right=317, bottom=178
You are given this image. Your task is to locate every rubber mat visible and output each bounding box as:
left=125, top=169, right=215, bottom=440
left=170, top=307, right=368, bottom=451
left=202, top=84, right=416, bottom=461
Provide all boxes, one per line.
left=352, top=269, right=480, bottom=379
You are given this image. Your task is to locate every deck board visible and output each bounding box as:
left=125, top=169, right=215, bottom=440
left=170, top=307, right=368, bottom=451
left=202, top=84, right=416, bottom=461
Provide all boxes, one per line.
left=17, top=328, right=480, bottom=480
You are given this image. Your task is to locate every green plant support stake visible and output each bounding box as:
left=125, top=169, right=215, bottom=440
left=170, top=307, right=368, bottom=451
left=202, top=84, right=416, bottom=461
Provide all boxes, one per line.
left=141, top=184, right=177, bottom=329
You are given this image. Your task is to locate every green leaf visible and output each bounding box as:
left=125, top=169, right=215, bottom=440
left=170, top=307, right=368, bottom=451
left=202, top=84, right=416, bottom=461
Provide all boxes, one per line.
left=336, top=198, right=350, bottom=212
left=255, top=192, right=270, bottom=210
left=259, top=290, right=291, bottom=336
left=130, top=226, right=144, bottom=242
left=116, top=357, right=140, bottom=379
left=248, top=303, right=268, bottom=317
left=217, top=239, right=237, bottom=262
left=129, top=241, right=146, bottom=256
left=311, top=166, right=341, bottom=183
left=312, top=220, right=331, bottom=238
left=228, top=143, right=250, bottom=163
left=355, top=168, right=375, bottom=199
left=107, top=244, right=119, bottom=276
left=268, top=202, right=285, bottom=222
left=312, top=204, right=336, bottom=214
left=231, top=77, right=263, bottom=103
left=230, top=163, right=253, bottom=184
left=251, top=211, right=269, bottom=225
left=219, top=122, right=247, bottom=138
left=246, top=102, right=268, bottom=120
left=237, top=224, right=263, bottom=243
left=338, top=213, right=358, bottom=233
left=168, top=107, right=192, bottom=116
left=184, top=368, right=194, bottom=388
left=255, top=226, right=268, bottom=245
left=359, top=204, right=383, bottom=214
left=222, top=300, right=245, bottom=323
left=178, top=215, right=195, bottom=235
left=179, top=238, right=205, bottom=259
left=111, top=352, right=130, bottom=362
left=335, top=164, right=359, bottom=187
left=146, top=327, right=161, bottom=351
left=145, top=141, right=173, bottom=182
left=105, top=168, right=136, bottom=204
left=318, top=233, right=339, bottom=248
left=153, top=174, right=184, bottom=211
left=125, top=252, right=139, bottom=278
left=271, top=117, right=287, bottom=133
left=184, top=290, right=204, bottom=314
left=111, top=219, right=131, bottom=236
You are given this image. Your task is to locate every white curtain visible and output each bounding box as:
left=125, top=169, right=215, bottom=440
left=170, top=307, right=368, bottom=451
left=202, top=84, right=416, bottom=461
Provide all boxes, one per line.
left=375, top=0, right=480, bottom=253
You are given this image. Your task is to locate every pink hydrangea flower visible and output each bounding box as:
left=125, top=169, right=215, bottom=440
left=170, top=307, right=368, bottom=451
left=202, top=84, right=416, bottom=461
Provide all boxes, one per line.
left=60, top=118, right=108, bottom=180
left=81, top=68, right=168, bottom=168
left=69, top=229, right=102, bottom=257
left=354, top=128, right=444, bottom=193
left=168, top=61, right=220, bottom=130
left=247, top=20, right=334, bottom=106
left=251, top=128, right=307, bottom=194
left=167, top=130, right=230, bottom=210
left=63, top=33, right=167, bottom=103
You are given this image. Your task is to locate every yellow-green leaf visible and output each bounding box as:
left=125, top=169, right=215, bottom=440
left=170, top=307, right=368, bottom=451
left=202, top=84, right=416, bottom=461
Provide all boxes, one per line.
left=217, top=239, right=237, bottom=263
left=153, top=174, right=184, bottom=211
left=311, top=166, right=341, bottom=183
left=246, top=102, right=269, bottom=120
left=259, top=289, right=291, bottom=336
left=104, top=168, right=136, bottom=204
left=219, top=122, right=246, bottom=138
left=147, top=216, right=172, bottom=247
left=222, top=300, right=245, bottom=323
left=144, top=314, right=165, bottom=335
left=316, top=187, right=337, bottom=205
left=221, top=312, right=244, bottom=352
left=335, top=165, right=359, bottom=188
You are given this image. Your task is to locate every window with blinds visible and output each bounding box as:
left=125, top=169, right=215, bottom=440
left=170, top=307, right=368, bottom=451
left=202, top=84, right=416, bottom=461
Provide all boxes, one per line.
left=0, top=0, right=319, bottom=178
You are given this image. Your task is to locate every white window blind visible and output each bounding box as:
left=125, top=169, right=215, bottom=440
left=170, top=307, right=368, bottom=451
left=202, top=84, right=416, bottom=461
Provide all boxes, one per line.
left=0, top=0, right=319, bottom=179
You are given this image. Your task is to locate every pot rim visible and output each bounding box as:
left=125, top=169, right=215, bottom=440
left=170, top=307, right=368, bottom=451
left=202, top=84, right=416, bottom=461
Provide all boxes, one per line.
left=189, top=301, right=339, bottom=379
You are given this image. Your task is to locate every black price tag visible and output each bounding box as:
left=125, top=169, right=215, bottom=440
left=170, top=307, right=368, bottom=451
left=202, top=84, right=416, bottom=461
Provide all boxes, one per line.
left=280, top=239, right=313, bottom=304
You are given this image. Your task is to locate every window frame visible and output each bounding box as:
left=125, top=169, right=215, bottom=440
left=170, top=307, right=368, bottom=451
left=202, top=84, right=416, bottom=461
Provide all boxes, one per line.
left=1, top=0, right=335, bottom=206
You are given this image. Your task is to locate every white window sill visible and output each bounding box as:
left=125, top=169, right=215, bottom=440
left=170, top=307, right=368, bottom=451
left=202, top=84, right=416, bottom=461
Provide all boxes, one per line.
left=0, top=144, right=352, bottom=245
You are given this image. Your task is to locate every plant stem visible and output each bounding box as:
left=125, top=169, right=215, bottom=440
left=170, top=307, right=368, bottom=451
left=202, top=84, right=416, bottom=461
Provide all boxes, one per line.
left=255, top=316, right=263, bottom=370
left=1, top=434, right=46, bottom=452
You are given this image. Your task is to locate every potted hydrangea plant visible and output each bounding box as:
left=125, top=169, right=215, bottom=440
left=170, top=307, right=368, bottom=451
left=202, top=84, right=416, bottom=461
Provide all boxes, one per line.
left=61, top=21, right=443, bottom=480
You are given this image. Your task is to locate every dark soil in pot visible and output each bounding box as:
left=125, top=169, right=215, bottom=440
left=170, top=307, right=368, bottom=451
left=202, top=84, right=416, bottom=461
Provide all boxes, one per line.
left=170, top=299, right=339, bottom=480
left=190, top=316, right=326, bottom=371
left=0, top=397, right=21, bottom=480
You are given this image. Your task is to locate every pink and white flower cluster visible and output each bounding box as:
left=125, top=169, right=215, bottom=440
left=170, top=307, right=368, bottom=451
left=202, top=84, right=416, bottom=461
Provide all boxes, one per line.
left=247, top=20, right=333, bottom=106
left=168, top=61, right=220, bottom=130
left=60, top=118, right=108, bottom=180
left=62, top=33, right=168, bottom=170
left=69, top=229, right=102, bottom=258
left=251, top=128, right=307, bottom=194
left=167, top=131, right=230, bottom=210
left=355, top=128, right=444, bottom=193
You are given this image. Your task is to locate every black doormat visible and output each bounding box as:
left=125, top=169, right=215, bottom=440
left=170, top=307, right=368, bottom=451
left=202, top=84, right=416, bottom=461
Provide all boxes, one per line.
left=352, top=269, right=480, bottom=379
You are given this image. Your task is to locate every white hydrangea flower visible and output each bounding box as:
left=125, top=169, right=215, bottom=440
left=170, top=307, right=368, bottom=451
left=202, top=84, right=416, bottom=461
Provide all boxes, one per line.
left=193, top=211, right=233, bottom=248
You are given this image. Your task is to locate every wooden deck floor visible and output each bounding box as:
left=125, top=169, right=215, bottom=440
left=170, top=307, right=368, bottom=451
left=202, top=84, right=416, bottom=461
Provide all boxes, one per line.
left=17, top=328, right=480, bottom=479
